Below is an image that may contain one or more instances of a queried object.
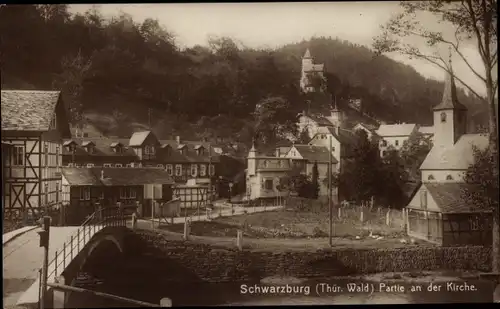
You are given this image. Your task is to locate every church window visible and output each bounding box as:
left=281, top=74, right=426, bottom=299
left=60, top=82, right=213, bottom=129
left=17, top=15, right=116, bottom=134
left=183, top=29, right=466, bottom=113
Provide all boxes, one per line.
left=381, top=140, right=387, bottom=147
left=427, top=175, right=435, bottom=181
left=440, top=112, right=447, bottom=123
left=395, top=140, right=399, bottom=146
left=446, top=175, right=453, bottom=180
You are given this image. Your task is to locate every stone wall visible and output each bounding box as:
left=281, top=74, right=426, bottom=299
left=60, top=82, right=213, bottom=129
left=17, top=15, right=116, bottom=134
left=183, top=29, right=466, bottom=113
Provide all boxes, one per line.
left=130, top=230, right=492, bottom=283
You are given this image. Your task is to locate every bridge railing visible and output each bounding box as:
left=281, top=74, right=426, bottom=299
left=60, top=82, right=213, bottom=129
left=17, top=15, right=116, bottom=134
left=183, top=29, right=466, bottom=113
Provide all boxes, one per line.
left=38, top=206, right=132, bottom=299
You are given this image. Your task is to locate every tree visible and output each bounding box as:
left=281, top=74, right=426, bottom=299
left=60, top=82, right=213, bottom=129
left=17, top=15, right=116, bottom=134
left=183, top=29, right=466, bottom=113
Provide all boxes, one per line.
left=374, top=0, right=499, bottom=272
left=298, top=128, right=311, bottom=144
left=378, top=148, right=409, bottom=208
left=399, top=132, right=433, bottom=181
left=253, top=96, right=298, bottom=146
left=311, top=161, right=320, bottom=199
left=279, top=165, right=314, bottom=198
left=336, top=130, right=383, bottom=203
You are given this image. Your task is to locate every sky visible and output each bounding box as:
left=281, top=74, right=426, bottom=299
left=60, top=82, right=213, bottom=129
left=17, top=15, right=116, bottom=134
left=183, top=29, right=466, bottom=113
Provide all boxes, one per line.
left=69, top=2, right=492, bottom=97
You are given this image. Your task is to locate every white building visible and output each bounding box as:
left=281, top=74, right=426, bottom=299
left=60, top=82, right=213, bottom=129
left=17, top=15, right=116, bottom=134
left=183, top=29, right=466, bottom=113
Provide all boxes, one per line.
left=376, top=123, right=418, bottom=157
left=300, top=48, right=325, bottom=93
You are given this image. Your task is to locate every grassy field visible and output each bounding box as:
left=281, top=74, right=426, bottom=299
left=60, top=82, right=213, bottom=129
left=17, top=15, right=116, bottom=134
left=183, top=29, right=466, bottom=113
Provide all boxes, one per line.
left=155, top=207, right=419, bottom=251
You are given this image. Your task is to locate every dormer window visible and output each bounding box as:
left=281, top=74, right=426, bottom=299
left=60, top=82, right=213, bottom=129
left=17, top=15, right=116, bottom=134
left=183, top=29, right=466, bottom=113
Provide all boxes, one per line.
left=110, top=142, right=123, bottom=153
left=63, top=140, right=77, bottom=152
left=194, top=145, right=205, bottom=156
left=81, top=141, right=95, bottom=154
left=178, top=144, right=187, bottom=155
left=162, top=144, right=172, bottom=156
left=440, top=112, right=447, bottom=123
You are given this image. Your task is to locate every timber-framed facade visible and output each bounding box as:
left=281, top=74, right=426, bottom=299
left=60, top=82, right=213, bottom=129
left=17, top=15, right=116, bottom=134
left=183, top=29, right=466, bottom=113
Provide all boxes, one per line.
left=2, top=90, right=71, bottom=223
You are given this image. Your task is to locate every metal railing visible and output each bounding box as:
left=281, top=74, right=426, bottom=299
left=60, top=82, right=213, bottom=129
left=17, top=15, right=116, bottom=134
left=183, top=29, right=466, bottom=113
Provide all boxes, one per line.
left=38, top=206, right=130, bottom=304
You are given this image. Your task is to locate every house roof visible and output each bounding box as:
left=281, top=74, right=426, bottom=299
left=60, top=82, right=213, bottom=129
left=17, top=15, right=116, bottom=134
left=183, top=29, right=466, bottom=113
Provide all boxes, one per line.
left=62, top=167, right=174, bottom=186
left=129, top=131, right=154, bottom=147
left=62, top=137, right=137, bottom=158
left=376, top=123, right=417, bottom=137
left=425, top=182, right=491, bottom=213
left=293, top=144, right=339, bottom=164
left=159, top=139, right=221, bottom=163
left=420, top=133, right=489, bottom=170
left=1, top=90, right=61, bottom=131
left=433, top=67, right=468, bottom=111
left=302, top=114, right=333, bottom=127
left=312, top=127, right=358, bottom=155
left=62, top=168, right=101, bottom=186
left=418, top=126, right=434, bottom=135
left=355, top=122, right=379, bottom=133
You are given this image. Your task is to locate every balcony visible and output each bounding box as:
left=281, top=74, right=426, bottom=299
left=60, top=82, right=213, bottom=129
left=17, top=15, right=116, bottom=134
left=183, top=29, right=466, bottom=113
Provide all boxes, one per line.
left=256, top=158, right=291, bottom=172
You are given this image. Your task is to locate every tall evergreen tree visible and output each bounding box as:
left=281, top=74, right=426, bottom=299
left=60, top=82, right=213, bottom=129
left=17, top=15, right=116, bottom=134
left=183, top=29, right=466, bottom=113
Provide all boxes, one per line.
left=311, top=161, right=320, bottom=199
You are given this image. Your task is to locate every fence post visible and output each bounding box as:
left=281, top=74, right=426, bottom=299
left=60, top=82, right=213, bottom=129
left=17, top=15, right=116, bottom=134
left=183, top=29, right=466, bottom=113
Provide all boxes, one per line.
left=54, top=250, right=58, bottom=277
left=53, top=276, right=66, bottom=308
left=338, top=206, right=341, bottom=219
left=132, top=212, right=137, bottom=230
left=386, top=208, right=391, bottom=226
left=183, top=219, right=190, bottom=241
left=359, top=205, right=364, bottom=223
left=70, top=236, right=74, bottom=260
left=236, top=229, right=243, bottom=251
left=160, top=297, right=172, bottom=307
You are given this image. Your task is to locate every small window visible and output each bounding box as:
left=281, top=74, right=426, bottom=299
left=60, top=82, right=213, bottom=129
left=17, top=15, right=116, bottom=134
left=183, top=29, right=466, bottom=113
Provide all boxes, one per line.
left=381, top=140, right=387, bottom=147
left=175, top=164, right=182, bottom=176
left=446, top=175, right=453, bottom=180
left=115, top=163, right=123, bottom=168
left=264, top=179, right=274, bottom=190
left=120, top=187, right=136, bottom=199
left=381, top=150, right=386, bottom=157
left=469, top=216, right=480, bottom=231
left=126, top=163, right=132, bottom=168
left=79, top=187, right=90, bottom=200
left=420, top=190, right=427, bottom=208
left=191, top=164, right=198, bottom=177
left=86, top=163, right=94, bottom=168
left=209, top=164, right=215, bottom=176
left=103, top=164, right=112, bottom=168
left=440, top=112, right=447, bottom=123
left=166, top=164, right=173, bottom=175
left=200, top=164, right=207, bottom=177
left=395, top=140, right=399, bottom=146
left=87, top=146, right=94, bottom=154
left=74, top=164, right=81, bottom=168
left=427, top=175, right=435, bottom=181
left=12, top=145, right=25, bottom=166
left=50, top=115, right=57, bottom=129
left=157, top=164, right=163, bottom=168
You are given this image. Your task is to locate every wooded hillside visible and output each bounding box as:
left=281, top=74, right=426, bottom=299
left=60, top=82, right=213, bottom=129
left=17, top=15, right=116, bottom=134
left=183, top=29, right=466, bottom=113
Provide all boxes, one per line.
left=0, top=4, right=488, bottom=143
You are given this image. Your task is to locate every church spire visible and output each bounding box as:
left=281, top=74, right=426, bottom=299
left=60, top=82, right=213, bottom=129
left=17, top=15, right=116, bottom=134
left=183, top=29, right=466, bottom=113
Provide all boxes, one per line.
left=433, top=48, right=467, bottom=111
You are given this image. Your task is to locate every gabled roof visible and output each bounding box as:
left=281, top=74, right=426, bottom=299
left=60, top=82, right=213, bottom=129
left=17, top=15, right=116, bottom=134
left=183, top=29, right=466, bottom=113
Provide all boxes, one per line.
left=62, top=137, right=137, bottom=157
left=194, top=145, right=204, bottom=150
left=425, top=183, right=490, bottom=213
left=110, top=142, right=123, bottom=148
left=62, top=168, right=101, bottom=186
left=420, top=133, right=489, bottom=170
left=292, top=144, right=338, bottom=164
left=81, top=141, right=95, bottom=147
left=354, top=122, right=379, bottom=133
left=129, top=131, right=153, bottom=147
left=418, top=126, right=434, bottom=135
left=63, top=140, right=77, bottom=147
left=1, top=90, right=61, bottom=131
left=301, top=114, right=334, bottom=127
left=303, top=48, right=311, bottom=59
left=376, top=123, right=417, bottom=137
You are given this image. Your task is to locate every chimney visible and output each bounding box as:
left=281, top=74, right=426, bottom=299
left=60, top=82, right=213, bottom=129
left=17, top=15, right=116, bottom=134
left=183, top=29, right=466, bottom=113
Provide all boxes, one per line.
left=100, top=169, right=104, bottom=180
left=176, top=136, right=181, bottom=144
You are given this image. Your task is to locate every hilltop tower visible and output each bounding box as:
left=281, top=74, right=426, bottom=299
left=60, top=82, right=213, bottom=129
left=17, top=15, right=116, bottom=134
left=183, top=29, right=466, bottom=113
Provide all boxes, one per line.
left=300, top=48, right=325, bottom=93
left=432, top=52, right=468, bottom=149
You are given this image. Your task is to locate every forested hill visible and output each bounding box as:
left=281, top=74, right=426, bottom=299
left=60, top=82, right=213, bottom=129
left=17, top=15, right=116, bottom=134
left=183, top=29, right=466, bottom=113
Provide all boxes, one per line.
left=0, top=5, right=488, bottom=142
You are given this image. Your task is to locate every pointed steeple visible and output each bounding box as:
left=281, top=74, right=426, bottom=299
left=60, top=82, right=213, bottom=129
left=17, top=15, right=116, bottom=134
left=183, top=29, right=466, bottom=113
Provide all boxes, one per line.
left=303, top=48, right=312, bottom=59
left=250, top=138, right=256, bottom=152
left=433, top=49, right=467, bottom=111
left=332, top=94, right=339, bottom=111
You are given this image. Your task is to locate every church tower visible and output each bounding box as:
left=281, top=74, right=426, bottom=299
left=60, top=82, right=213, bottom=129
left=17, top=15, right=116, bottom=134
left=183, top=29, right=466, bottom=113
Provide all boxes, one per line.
left=247, top=140, right=257, bottom=176
left=326, top=94, right=344, bottom=128
left=432, top=53, right=468, bottom=149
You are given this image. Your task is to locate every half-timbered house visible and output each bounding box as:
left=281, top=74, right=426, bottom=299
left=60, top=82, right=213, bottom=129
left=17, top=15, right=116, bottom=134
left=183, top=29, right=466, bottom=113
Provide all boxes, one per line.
left=61, top=167, right=174, bottom=223
left=1, top=90, right=71, bottom=223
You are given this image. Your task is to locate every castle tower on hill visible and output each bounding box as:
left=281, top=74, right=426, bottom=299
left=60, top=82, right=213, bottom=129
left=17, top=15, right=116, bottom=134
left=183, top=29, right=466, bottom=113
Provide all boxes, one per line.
left=300, top=48, right=325, bottom=93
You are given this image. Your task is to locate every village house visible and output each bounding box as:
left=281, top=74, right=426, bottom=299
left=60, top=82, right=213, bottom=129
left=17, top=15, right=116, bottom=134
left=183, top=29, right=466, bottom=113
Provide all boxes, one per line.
left=246, top=144, right=292, bottom=201
left=405, top=61, right=492, bottom=246
left=376, top=123, right=419, bottom=157
left=353, top=123, right=380, bottom=140
left=283, top=144, right=338, bottom=201
left=61, top=167, right=174, bottom=223
left=1, top=90, right=71, bottom=223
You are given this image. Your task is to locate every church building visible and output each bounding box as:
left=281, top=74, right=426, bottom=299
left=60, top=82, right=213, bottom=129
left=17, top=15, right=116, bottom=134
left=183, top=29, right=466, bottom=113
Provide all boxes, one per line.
left=405, top=57, right=492, bottom=246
